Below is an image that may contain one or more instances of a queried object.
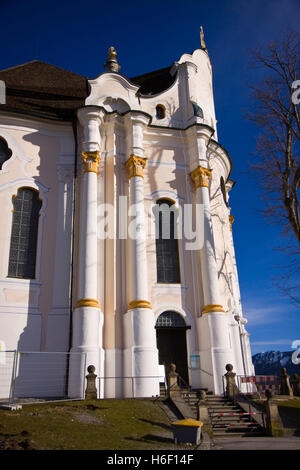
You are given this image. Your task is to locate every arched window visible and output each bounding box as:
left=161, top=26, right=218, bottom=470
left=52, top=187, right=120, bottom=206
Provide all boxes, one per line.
left=155, top=311, right=186, bottom=328
left=0, top=137, right=12, bottom=170
left=156, top=104, right=166, bottom=120
left=8, top=188, right=42, bottom=279
left=154, top=199, right=181, bottom=283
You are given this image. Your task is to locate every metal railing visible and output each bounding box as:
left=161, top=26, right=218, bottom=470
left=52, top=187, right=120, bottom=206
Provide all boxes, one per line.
left=221, top=374, right=269, bottom=430
left=98, top=375, right=165, bottom=399
left=0, top=350, right=86, bottom=405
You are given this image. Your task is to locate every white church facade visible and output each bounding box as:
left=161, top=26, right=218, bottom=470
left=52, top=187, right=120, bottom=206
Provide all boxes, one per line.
left=0, top=42, right=254, bottom=399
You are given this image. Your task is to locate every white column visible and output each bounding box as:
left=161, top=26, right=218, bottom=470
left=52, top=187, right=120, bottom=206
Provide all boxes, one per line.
left=123, top=114, right=159, bottom=398
left=191, top=165, right=234, bottom=395
left=68, top=108, right=104, bottom=398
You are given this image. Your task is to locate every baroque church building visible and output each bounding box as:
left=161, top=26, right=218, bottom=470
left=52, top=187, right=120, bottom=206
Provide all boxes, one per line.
left=0, top=41, right=254, bottom=399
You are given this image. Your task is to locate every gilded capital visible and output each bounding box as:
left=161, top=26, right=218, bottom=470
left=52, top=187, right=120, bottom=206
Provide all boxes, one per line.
left=126, top=155, right=147, bottom=179
left=81, top=151, right=100, bottom=174
left=229, top=215, right=234, bottom=231
left=190, top=166, right=212, bottom=189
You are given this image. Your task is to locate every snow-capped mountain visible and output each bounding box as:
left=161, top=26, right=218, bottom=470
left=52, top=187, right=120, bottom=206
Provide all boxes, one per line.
left=252, top=351, right=300, bottom=375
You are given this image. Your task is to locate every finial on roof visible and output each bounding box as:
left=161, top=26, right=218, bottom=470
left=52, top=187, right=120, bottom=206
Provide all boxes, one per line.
left=200, top=26, right=207, bottom=51
left=104, top=46, right=121, bottom=73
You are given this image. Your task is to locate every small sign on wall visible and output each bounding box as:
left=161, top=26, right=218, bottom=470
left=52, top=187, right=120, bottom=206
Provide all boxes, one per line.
left=190, top=355, right=200, bottom=369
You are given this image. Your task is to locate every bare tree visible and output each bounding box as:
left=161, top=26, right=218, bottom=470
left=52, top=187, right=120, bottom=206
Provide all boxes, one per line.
left=248, top=31, right=300, bottom=302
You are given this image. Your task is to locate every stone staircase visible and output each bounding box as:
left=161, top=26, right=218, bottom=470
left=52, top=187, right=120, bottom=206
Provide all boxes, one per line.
left=177, top=390, right=265, bottom=438
left=205, top=395, right=265, bottom=438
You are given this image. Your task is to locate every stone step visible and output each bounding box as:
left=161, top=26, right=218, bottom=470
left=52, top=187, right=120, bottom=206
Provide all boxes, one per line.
left=212, top=424, right=262, bottom=430
left=208, top=406, right=240, bottom=411
left=179, top=391, right=266, bottom=439
left=213, top=430, right=265, bottom=438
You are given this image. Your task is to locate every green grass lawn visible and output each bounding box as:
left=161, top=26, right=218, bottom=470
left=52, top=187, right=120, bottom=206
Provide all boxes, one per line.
left=0, top=399, right=196, bottom=450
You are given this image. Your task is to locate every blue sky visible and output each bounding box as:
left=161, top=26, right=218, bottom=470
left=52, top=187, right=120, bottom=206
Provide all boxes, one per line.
left=1, top=0, right=299, bottom=355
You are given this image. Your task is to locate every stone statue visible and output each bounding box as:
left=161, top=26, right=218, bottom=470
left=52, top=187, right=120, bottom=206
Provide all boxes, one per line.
left=167, top=363, right=179, bottom=395
left=291, top=373, right=300, bottom=397
left=224, top=364, right=239, bottom=400
left=279, top=367, right=293, bottom=397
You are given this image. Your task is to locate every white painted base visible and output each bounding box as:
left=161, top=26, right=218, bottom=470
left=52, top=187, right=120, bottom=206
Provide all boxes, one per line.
left=102, top=349, right=123, bottom=398
left=123, top=308, right=160, bottom=398
left=68, top=306, right=104, bottom=398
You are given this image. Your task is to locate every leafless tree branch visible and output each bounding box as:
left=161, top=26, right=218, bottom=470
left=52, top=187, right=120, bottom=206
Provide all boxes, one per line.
left=248, top=31, right=300, bottom=304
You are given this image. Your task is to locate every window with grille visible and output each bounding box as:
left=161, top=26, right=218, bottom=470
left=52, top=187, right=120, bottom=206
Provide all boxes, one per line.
left=155, top=199, right=181, bottom=283
left=0, top=137, right=12, bottom=170
left=155, top=311, right=186, bottom=328
left=8, top=188, right=42, bottom=279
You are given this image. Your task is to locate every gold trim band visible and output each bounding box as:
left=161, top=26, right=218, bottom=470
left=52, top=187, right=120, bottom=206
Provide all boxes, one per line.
left=128, top=300, right=152, bottom=310
left=75, top=298, right=101, bottom=309
left=229, top=215, right=234, bottom=231
left=201, top=304, right=225, bottom=314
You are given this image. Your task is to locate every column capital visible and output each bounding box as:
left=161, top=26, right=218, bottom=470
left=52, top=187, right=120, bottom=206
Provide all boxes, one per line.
left=190, top=165, right=212, bottom=189
left=229, top=215, right=234, bottom=231
left=81, top=151, right=100, bottom=174
left=126, top=155, right=147, bottom=179
left=77, top=106, right=105, bottom=127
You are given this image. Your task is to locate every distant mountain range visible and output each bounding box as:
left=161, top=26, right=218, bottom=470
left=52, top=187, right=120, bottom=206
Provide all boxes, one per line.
left=252, top=351, right=300, bottom=376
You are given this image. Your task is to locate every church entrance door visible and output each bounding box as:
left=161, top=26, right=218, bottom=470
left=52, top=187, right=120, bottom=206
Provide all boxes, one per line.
left=155, top=311, right=190, bottom=385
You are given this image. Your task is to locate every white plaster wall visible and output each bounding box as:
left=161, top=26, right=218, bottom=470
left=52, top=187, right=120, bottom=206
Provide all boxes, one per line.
left=0, top=115, right=75, bottom=355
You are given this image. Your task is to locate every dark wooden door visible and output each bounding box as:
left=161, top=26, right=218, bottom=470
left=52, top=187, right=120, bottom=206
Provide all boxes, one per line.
left=156, top=327, right=189, bottom=385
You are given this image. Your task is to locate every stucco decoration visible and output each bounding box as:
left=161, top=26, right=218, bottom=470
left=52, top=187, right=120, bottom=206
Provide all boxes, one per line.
left=86, top=73, right=140, bottom=111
